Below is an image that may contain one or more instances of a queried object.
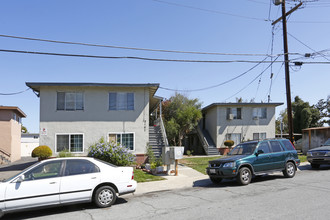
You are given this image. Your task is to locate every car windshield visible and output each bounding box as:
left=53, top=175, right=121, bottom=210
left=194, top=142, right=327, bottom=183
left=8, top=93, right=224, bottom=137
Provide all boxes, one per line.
left=324, top=138, right=330, bottom=146
left=228, top=143, right=257, bottom=155
left=2, top=165, right=34, bottom=182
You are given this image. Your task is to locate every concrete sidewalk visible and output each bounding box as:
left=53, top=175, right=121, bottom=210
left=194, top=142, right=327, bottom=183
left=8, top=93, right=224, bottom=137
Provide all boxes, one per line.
left=131, top=164, right=210, bottom=196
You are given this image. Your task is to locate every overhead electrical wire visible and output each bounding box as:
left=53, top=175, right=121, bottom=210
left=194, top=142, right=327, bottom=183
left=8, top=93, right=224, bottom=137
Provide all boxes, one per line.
left=0, top=88, right=30, bottom=95
left=0, top=48, right=287, bottom=63
left=159, top=56, right=271, bottom=92
left=151, top=0, right=269, bottom=21
left=0, top=34, right=286, bottom=57
left=224, top=56, right=280, bottom=102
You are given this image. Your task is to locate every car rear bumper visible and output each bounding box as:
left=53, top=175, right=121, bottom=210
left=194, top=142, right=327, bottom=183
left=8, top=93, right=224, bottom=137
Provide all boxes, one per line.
left=118, top=180, right=137, bottom=196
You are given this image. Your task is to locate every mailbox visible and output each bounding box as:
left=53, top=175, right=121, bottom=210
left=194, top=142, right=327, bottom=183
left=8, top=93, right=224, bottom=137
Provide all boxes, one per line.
left=170, top=147, right=184, bottom=160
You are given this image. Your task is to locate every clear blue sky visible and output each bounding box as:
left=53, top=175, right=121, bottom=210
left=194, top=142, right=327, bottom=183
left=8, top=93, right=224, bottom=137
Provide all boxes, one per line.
left=0, top=0, right=329, bottom=133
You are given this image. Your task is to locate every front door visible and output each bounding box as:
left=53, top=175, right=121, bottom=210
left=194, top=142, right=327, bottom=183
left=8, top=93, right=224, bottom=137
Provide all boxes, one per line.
left=253, top=141, right=273, bottom=172
left=5, top=161, right=62, bottom=211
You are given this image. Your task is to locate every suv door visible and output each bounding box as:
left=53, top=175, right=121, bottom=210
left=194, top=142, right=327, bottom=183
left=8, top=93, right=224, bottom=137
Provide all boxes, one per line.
left=269, top=141, right=286, bottom=169
left=253, top=141, right=273, bottom=172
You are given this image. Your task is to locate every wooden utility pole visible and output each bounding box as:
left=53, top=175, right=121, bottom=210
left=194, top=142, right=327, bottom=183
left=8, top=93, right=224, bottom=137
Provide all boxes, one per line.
left=272, top=0, right=302, bottom=143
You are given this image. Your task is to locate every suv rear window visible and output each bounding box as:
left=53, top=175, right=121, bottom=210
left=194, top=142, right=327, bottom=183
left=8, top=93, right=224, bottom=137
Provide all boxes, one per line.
left=281, top=139, right=295, bottom=151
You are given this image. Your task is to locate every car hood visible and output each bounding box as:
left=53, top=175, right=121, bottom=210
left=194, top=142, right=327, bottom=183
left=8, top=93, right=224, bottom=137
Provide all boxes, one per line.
left=209, top=155, right=248, bottom=163
left=308, top=146, right=330, bottom=152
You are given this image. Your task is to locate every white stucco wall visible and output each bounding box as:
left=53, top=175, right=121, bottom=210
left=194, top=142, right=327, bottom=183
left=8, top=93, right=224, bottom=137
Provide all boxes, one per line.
left=38, top=86, right=150, bottom=155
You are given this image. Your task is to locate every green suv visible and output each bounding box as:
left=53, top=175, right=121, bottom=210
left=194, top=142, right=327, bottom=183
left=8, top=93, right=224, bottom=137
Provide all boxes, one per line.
left=206, top=139, right=300, bottom=185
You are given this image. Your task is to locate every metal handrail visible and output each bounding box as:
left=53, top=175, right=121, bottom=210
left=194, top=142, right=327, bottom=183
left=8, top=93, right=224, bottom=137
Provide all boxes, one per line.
left=159, top=117, right=169, bottom=146
left=0, top=148, right=11, bottom=158
left=196, top=125, right=209, bottom=154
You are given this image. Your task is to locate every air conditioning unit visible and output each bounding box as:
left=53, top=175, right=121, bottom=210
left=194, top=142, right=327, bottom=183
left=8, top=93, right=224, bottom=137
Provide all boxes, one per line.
left=273, top=0, right=283, bottom=6
left=253, top=116, right=259, bottom=120
left=228, top=114, right=234, bottom=120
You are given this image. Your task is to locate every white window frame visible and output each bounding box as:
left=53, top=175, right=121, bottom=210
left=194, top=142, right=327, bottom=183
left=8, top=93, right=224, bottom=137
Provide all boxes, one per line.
left=56, top=91, right=84, bottom=111
left=226, top=133, right=242, bottom=145
left=109, top=92, right=134, bottom=111
left=227, top=108, right=242, bottom=120
left=253, top=132, right=267, bottom=140
left=252, top=107, right=267, bottom=119
left=55, top=133, right=84, bottom=153
left=108, top=132, right=135, bottom=151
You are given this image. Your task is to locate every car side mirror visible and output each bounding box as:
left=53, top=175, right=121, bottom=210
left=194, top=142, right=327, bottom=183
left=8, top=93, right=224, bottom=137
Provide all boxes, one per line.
left=16, top=175, right=25, bottom=183
left=255, top=150, right=264, bottom=156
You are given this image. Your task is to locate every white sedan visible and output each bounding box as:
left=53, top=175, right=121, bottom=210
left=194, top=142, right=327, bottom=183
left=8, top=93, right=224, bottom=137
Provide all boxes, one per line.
left=0, top=157, right=137, bottom=217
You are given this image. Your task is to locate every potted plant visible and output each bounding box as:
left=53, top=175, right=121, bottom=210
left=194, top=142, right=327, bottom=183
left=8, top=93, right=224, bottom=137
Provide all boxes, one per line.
left=222, top=140, right=235, bottom=155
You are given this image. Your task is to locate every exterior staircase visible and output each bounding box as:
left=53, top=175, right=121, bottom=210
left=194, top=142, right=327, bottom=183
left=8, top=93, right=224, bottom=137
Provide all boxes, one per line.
left=0, top=149, right=11, bottom=165
left=196, top=124, right=219, bottom=156
left=149, top=125, right=166, bottom=158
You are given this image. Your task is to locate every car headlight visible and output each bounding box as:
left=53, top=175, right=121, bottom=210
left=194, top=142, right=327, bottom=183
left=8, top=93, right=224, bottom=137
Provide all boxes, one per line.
left=223, top=162, right=235, bottom=168
left=307, top=152, right=312, bottom=156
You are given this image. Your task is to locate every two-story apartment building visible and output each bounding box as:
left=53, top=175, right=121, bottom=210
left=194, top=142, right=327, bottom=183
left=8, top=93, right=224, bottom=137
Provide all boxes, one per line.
left=26, top=82, right=162, bottom=160
left=0, top=106, right=26, bottom=163
left=201, top=102, right=283, bottom=153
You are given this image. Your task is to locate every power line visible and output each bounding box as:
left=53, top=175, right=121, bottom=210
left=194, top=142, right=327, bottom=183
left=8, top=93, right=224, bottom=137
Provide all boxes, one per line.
left=0, top=48, right=287, bottom=63
left=224, top=57, right=280, bottom=102
left=151, top=0, right=269, bottom=21
left=159, top=56, right=271, bottom=92
left=0, top=88, right=30, bottom=95
left=0, top=34, right=283, bottom=57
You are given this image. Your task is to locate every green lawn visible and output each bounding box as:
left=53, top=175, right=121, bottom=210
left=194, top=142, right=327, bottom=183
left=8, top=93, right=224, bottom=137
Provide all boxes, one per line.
left=134, top=169, right=166, bottom=183
left=181, top=155, right=308, bottom=175
left=180, top=156, right=222, bottom=175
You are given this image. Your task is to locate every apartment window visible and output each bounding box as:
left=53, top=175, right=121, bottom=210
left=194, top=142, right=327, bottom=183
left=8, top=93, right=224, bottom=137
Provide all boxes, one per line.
left=253, top=107, right=267, bottom=119
left=253, top=133, right=266, bottom=140
left=57, top=92, right=84, bottom=111
left=56, top=134, right=83, bottom=153
left=109, top=133, right=134, bottom=150
left=226, top=133, right=241, bottom=146
left=227, top=108, right=242, bottom=119
left=109, top=92, right=134, bottom=110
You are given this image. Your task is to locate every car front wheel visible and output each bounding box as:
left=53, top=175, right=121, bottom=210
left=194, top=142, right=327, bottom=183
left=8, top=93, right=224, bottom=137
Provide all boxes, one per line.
left=283, top=162, right=296, bottom=178
left=94, top=186, right=117, bottom=208
left=237, top=167, right=252, bottom=185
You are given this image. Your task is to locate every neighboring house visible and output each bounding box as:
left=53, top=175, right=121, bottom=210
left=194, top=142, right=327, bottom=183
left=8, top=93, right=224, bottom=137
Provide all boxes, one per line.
left=198, top=102, right=283, bottom=154
left=0, top=106, right=27, bottom=163
left=21, top=133, right=39, bottom=157
left=301, top=127, right=330, bottom=153
left=26, top=82, right=167, bottom=164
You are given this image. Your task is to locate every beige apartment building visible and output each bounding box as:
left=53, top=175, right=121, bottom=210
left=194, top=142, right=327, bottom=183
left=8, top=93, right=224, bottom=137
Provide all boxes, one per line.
left=0, top=106, right=26, bottom=163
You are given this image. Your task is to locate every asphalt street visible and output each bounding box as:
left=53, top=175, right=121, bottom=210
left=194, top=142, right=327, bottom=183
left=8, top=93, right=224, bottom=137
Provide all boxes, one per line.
left=3, top=163, right=330, bottom=220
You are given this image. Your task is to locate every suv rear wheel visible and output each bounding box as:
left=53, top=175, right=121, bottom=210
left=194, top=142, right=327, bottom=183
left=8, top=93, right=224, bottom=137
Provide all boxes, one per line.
left=283, top=162, right=296, bottom=178
left=237, top=167, right=251, bottom=185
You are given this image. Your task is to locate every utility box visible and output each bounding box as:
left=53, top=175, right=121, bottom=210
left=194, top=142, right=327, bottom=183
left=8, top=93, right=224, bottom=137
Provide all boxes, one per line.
left=170, top=147, right=184, bottom=160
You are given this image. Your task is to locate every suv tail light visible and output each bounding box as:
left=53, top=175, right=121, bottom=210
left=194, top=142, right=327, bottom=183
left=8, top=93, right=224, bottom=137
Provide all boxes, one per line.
left=132, top=171, right=134, bottom=180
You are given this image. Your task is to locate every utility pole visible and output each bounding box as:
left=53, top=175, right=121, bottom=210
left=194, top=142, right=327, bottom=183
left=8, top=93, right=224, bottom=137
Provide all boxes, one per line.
left=272, top=0, right=302, bottom=143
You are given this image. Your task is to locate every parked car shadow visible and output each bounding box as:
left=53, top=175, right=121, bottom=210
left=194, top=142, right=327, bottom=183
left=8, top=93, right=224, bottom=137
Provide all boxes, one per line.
left=2, top=198, right=128, bottom=220
left=299, top=164, right=330, bottom=171
left=193, top=174, right=286, bottom=188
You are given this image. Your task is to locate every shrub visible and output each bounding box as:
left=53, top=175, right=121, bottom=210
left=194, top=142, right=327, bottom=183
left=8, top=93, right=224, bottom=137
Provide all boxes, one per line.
left=32, top=145, right=52, bottom=159
left=58, top=150, right=73, bottom=157
left=224, top=140, right=235, bottom=149
left=88, top=141, right=135, bottom=166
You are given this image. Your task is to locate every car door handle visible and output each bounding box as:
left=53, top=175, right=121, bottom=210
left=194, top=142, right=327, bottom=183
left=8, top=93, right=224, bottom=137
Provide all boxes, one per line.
left=91, top=177, right=97, bottom=179
left=49, top=182, right=57, bottom=184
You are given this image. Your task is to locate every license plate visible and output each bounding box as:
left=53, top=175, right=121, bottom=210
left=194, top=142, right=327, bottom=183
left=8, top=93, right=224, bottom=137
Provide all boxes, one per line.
left=210, top=169, right=216, bottom=174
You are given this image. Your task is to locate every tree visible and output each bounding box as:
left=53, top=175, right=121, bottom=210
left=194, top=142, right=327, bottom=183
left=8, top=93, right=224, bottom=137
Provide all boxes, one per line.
left=314, top=96, right=330, bottom=125
left=275, top=109, right=288, bottom=134
left=292, top=96, right=322, bottom=133
left=21, top=125, right=28, bottom=133
left=277, top=96, right=323, bottom=134
left=162, top=93, right=202, bottom=146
